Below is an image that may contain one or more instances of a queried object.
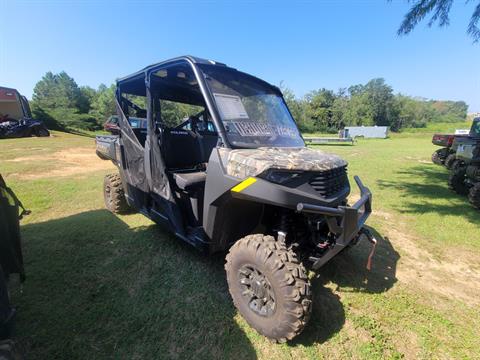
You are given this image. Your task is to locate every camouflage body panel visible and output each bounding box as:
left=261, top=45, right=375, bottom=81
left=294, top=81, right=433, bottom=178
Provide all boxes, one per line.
left=218, top=147, right=348, bottom=179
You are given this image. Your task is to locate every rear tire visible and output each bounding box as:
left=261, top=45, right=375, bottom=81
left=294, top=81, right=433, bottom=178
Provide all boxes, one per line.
left=103, top=173, right=129, bottom=213
left=468, top=183, right=480, bottom=209
left=431, top=149, right=445, bottom=165
left=444, top=154, right=456, bottom=169
left=448, top=167, right=468, bottom=195
left=225, top=234, right=312, bottom=343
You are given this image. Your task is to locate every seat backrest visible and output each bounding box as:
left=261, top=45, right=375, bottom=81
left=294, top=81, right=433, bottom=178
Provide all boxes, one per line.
left=132, top=128, right=147, bottom=147
left=199, top=133, right=218, bottom=162
left=162, top=129, right=204, bottom=169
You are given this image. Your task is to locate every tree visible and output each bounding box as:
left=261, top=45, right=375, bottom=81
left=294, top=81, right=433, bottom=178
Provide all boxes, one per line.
left=78, top=86, right=96, bottom=114
left=398, top=0, right=480, bottom=42
left=32, top=71, right=100, bottom=131
left=279, top=84, right=315, bottom=132
left=304, top=89, right=337, bottom=132
left=89, top=84, right=116, bottom=122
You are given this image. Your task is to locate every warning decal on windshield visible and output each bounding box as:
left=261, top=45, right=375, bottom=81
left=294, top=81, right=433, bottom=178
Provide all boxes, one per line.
left=213, top=93, right=249, bottom=120
left=233, top=121, right=298, bottom=138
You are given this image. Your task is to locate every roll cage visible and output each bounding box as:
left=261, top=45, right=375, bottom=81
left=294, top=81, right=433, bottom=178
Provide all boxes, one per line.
left=115, top=55, right=290, bottom=150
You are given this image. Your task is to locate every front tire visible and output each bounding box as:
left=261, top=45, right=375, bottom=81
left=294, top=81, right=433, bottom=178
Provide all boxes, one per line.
left=444, top=154, right=456, bottom=169
left=103, top=173, right=129, bottom=213
left=468, top=183, right=480, bottom=209
left=448, top=167, right=468, bottom=195
left=225, top=234, right=312, bottom=342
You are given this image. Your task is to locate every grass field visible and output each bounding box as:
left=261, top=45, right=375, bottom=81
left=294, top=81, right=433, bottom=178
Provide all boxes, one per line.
left=1, top=129, right=479, bottom=359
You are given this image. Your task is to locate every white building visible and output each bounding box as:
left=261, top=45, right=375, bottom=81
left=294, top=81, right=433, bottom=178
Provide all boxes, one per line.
left=344, top=126, right=389, bottom=139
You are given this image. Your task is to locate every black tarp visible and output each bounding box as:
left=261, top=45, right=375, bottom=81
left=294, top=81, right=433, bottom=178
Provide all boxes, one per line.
left=0, top=175, right=26, bottom=281
left=0, top=174, right=26, bottom=340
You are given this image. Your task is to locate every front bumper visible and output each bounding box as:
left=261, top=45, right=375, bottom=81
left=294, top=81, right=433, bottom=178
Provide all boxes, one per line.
left=296, top=176, right=372, bottom=270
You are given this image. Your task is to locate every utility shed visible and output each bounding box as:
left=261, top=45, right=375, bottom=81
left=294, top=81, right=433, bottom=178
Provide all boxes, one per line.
left=344, top=126, right=389, bottom=139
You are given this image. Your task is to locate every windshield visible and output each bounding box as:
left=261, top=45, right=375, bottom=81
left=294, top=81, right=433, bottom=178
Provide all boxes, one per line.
left=471, top=118, right=480, bottom=137
left=199, top=64, right=304, bottom=148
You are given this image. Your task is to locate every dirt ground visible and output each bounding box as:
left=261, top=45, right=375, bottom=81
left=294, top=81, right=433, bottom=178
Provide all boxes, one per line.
left=351, top=195, right=480, bottom=307
left=6, top=147, right=114, bottom=179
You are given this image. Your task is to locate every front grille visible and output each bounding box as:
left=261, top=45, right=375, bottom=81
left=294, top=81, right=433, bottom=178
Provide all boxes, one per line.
left=309, top=166, right=349, bottom=198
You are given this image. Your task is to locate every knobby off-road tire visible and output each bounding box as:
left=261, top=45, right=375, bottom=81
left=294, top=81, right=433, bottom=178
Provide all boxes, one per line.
left=34, top=126, right=50, bottom=137
left=103, top=173, right=129, bottom=213
left=225, top=234, right=312, bottom=343
left=431, top=149, right=444, bottom=165
left=448, top=167, right=468, bottom=195
left=444, top=154, right=456, bottom=169
left=450, top=159, right=463, bottom=171
left=468, top=183, right=480, bottom=209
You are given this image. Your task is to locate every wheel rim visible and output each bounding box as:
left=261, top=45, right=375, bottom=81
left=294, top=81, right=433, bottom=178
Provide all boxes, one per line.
left=238, top=265, right=276, bottom=317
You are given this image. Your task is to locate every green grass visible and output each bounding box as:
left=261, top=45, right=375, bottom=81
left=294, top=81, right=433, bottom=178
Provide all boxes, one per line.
left=1, top=130, right=479, bottom=359
left=396, top=120, right=472, bottom=134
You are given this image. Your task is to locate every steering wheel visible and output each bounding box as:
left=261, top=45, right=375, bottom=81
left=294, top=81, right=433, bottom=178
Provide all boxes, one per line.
left=187, top=115, right=201, bottom=132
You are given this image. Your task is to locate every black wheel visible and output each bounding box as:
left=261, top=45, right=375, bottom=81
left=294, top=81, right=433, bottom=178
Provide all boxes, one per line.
left=103, top=173, right=129, bottom=213
left=431, top=149, right=445, bottom=165
left=448, top=167, right=468, bottom=195
left=34, top=126, right=50, bottom=137
left=468, top=183, right=480, bottom=209
left=444, top=154, right=456, bottom=169
left=450, top=159, right=463, bottom=171
left=225, top=234, right=312, bottom=342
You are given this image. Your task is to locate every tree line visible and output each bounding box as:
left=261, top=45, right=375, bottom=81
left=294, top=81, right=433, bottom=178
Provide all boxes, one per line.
left=30, top=71, right=468, bottom=133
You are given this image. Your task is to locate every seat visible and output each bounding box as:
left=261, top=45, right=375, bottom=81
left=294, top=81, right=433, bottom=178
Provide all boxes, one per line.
left=199, top=133, right=218, bottom=163
left=173, top=171, right=207, bottom=191
left=162, top=129, right=204, bottom=169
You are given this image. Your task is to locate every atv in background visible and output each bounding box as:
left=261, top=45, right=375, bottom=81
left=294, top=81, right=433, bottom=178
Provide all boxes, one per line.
left=95, top=56, right=376, bottom=342
left=431, top=117, right=480, bottom=169
left=0, top=87, right=49, bottom=139
left=448, top=139, right=480, bottom=209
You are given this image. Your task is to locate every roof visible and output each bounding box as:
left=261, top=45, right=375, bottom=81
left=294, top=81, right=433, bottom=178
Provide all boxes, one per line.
left=116, top=55, right=228, bottom=84
left=0, top=87, right=20, bottom=102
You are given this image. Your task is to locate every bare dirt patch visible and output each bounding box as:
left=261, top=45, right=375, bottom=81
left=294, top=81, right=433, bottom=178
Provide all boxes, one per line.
left=374, top=210, right=480, bottom=306
left=7, top=147, right=114, bottom=179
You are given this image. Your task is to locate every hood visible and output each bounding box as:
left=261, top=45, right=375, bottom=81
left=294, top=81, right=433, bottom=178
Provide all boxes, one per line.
left=218, top=147, right=348, bottom=179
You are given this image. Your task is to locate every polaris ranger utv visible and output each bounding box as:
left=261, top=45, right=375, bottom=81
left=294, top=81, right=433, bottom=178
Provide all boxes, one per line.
left=448, top=137, right=480, bottom=209
left=431, top=117, right=480, bottom=168
left=95, top=56, right=375, bottom=342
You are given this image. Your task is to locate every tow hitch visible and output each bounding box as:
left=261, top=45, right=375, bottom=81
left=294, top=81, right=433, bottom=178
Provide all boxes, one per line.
left=357, top=228, right=378, bottom=271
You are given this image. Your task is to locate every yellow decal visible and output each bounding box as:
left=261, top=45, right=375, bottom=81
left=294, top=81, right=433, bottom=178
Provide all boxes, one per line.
left=231, top=177, right=257, bottom=193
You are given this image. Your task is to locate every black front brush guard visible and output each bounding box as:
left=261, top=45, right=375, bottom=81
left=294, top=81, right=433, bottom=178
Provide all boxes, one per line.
left=297, top=176, right=373, bottom=270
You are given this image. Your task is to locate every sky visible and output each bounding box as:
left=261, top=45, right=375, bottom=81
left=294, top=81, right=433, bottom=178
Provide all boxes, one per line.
left=1, top=0, right=479, bottom=112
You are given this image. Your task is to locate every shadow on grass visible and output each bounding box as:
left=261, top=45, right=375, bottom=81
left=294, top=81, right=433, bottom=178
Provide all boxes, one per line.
left=292, top=226, right=399, bottom=346
left=16, top=210, right=257, bottom=359
left=377, top=164, right=479, bottom=223
left=15, top=210, right=399, bottom=358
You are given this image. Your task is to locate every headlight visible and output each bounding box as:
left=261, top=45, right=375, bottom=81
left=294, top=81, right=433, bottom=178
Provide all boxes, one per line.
left=258, top=169, right=304, bottom=185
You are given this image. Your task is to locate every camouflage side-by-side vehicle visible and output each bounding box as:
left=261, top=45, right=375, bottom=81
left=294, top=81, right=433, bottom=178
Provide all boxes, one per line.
left=431, top=117, right=480, bottom=169
left=95, top=56, right=376, bottom=342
